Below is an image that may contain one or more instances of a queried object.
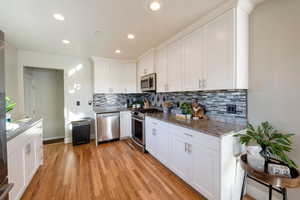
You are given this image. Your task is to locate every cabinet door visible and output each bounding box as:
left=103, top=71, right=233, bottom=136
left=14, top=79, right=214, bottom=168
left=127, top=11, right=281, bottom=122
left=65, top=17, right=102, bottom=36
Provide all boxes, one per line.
left=145, top=121, right=157, bottom=157
left=167, top=41, right=183, bottom=92
left=155, top=124, right=169, bottom=166
left=155, top=48, right=168, bottom=92
left=170, top=134, right=192, bottom=182
left=183, top=28, right=204, bottom=91
left=191, top=142, right=220, bottom=200
left=120, top=111, right=132, bottom=138
left=122, top=63, right=137, bottom=93
left=93, top=60, right=110, bottom=93
left=139, top=51, right=154, bottom=76
left=203, top=10, right=235, bottom=90
left=8, top=147, right=25, bottom=200
left=24, top=139, right=36, bottom=185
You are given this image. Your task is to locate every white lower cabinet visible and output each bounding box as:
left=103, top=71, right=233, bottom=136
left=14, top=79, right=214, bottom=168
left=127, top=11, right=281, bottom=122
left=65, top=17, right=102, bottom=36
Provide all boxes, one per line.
left=191, top=141, right=220, bottom=200
left=120, top=111, right=132, bottom=139
left=145, top=119, right=169, bottom=165
left=169, top=134, right=192, bottom=182
left=145, top=117, right=244, bottom=200
left=8, top=120, right=43, bottom=200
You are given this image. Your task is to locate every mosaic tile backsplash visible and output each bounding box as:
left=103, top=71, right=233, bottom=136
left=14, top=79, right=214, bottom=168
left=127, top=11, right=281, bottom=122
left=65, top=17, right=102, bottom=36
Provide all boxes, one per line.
left=93, top=90, right=247, bottom=125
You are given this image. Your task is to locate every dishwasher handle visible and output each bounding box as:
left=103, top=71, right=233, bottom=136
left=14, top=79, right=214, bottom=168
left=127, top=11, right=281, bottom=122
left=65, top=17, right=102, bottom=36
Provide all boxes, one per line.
left=97, top=112, right=120, bottom=118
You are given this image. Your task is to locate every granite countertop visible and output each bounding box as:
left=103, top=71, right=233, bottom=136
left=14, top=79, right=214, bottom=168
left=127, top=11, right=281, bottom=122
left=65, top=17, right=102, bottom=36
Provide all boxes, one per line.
left=6, top=118, right=43, bottom=141
left=93, top=107, right=133, bottom=114
left=145, top=113, right=245, bottom=137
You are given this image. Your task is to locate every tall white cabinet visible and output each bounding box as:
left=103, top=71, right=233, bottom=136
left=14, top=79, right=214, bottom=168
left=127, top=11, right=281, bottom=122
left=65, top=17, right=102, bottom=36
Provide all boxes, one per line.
left=93, top=57, right=137, bottom=94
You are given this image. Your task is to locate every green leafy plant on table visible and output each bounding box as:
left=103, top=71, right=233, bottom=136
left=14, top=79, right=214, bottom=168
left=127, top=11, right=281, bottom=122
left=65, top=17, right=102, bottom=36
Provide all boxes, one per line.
left=234, top=121, right=297, bottom=169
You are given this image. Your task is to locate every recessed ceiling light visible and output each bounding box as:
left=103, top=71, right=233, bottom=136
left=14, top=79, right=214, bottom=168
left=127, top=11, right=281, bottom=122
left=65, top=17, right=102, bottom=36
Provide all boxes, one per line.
left=149, top=1, right=161, bottom=11
left=62, top=40, right=70, bottom=44
left=128, top=34, right=135, bottom=39
left=53, top=13, right=65, bottom=21
left=115, top=49, right=121, bottom=54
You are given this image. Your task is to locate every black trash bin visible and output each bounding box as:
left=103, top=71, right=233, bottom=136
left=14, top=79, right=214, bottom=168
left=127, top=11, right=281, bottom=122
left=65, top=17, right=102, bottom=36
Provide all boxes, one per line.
left=71, top=118, right=93, bottom=145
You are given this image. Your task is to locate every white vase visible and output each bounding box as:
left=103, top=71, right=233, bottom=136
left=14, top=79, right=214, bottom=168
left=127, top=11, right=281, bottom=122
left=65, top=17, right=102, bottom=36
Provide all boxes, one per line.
left=186, top=114, right=192, bottom=120
left=247, top=146, right=265, bottom=172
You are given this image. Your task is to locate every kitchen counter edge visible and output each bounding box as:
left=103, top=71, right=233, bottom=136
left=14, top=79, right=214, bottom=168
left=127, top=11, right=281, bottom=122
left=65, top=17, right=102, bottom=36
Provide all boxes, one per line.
left=145, top=113, right=246, bottom=138
left=7, top=118, right=43, bottom=142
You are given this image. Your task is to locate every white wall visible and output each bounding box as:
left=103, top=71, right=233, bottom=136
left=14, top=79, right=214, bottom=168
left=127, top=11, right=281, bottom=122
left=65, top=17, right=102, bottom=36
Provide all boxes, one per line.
left=18, top=50, right=94, bottom=143
left=5, top=43, right=21, bottom=119
left=249, top=0, right=300, bottom=199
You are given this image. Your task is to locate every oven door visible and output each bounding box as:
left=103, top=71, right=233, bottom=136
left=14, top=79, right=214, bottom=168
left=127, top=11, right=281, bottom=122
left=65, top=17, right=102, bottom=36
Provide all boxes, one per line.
left=131, top=117, right=144, bottom=146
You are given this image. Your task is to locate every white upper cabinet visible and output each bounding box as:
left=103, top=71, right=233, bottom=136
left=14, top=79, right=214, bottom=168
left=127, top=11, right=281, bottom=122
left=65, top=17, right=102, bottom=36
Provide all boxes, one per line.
left=155, top=48, right=168, bottom=92
left=203, top=9, right=235, bottom=90
left=153, top=7, right=250, bottom=92
left=93, top=57, right=136, bottom=94
left=166, top=40, right=183, bottom=92
left=137, top=49, right=155, bottom=76
left=93, top=59, right=111, bottom=93
left=137, top=49, right=155, bottom=93
left=182, top=28, right=204, bottom=91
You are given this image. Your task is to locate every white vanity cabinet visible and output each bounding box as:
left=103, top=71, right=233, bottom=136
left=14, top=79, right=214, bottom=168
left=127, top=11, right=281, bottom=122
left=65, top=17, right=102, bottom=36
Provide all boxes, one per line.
left=145, top=117, right=244, bottom=200
left=8, top=120, right=43, bottom=200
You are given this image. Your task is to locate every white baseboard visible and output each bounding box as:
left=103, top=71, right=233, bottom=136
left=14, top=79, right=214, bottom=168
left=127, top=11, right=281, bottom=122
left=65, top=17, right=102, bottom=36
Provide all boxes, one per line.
left=64, top=137, right=72, bottom=144
left=247, top=183, right=280, bottom=200
left=43, top=136, right=65, bottom=141
left=64, top=135, right=95, bottom=144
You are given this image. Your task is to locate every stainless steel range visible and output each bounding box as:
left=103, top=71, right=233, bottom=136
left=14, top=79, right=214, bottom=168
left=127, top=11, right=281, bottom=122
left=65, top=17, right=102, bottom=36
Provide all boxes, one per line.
left=131, top=108, right=162, bottom=152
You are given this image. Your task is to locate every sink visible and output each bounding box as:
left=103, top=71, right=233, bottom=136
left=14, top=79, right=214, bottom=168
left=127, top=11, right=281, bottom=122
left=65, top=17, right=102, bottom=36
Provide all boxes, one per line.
left=6, top=123, right=20, bottom=131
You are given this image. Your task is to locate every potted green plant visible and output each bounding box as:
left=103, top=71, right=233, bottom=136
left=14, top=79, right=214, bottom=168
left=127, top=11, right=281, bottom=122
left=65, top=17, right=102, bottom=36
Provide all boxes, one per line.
left=234, top=122, right=297, bottom=172
left=180, top=102, right=192, bottom=120
left=5, top=96, right=16, bottom=122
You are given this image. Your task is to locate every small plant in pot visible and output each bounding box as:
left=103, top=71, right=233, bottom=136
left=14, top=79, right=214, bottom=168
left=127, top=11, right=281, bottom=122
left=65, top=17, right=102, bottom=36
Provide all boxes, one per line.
left=234, top=121, right=297, bottom=172
left=180, top=102, right=192, bottom=120
left=5, top=96, right=16, bottom=122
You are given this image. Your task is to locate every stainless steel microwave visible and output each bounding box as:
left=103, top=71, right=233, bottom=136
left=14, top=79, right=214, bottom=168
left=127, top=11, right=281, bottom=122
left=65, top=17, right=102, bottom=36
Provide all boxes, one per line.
left=141, top=73, right=156, bottom=92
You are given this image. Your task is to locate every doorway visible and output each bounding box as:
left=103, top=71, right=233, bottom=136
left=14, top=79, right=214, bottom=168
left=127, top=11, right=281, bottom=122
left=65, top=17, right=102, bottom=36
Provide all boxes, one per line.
left=24, top=67, right=65, bottom=142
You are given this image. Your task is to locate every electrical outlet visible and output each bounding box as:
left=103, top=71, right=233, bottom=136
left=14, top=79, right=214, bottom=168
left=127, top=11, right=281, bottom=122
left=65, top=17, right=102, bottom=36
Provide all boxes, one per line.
left=226, top=104, right=237, bottom=114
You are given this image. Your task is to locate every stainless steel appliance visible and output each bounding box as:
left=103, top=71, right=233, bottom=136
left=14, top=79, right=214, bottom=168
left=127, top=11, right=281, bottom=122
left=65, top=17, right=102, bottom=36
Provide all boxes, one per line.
left=131, top=108, right=162, bottom=152
left=141, top=73, right=156, bottom=92
left=96, top=112, right=120, bottom=143
left=0, top=31, right=13, bottom=200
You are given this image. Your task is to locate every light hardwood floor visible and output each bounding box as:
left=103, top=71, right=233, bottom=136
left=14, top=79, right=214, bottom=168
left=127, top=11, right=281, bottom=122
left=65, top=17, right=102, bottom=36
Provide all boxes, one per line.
left=21, top=140, right=253, bottom=200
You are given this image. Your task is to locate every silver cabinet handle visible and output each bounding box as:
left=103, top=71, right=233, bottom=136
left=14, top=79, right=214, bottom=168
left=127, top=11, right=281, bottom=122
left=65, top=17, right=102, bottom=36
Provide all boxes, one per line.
left=198, top=79, right=202, bottom=88
left=187, top=144, right=192, bottom=153
left=184, top=133, right=193, bottom=138
left=202, top=79, right=206, bottom=88
left=0, top=183, right=14, bottom=200
left=25, top=143, right=31, bottom=154
left=152, top=128, right=156, bottom=136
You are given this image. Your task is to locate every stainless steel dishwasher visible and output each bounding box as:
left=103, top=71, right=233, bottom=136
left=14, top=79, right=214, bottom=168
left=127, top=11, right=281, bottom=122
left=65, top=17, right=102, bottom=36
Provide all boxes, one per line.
left=96, top=112, right=120, bottom=144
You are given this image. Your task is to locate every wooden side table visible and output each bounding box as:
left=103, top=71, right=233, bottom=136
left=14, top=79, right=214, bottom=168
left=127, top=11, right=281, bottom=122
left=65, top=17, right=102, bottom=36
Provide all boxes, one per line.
left=240, top=154, right=300, bottom=200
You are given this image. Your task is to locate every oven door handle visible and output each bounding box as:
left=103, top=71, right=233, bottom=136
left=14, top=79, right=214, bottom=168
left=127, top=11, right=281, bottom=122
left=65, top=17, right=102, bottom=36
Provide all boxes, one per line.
left=132, top=117, right=144, bottom=123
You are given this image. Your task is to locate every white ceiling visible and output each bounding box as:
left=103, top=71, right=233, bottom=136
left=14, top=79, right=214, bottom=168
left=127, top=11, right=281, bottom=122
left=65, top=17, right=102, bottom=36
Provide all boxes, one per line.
left=0, top=0, right=228, bottom=59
